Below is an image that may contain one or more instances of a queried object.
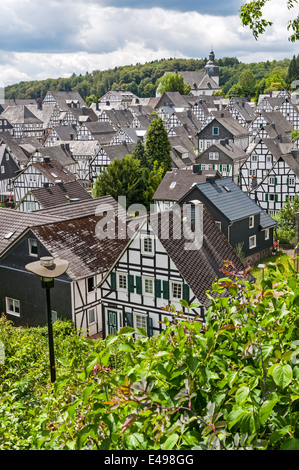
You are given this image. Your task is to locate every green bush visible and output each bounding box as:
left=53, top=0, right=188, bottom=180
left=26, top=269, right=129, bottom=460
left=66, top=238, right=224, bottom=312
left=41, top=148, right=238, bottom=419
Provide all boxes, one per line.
left=0, top=261, right=299, bottom=450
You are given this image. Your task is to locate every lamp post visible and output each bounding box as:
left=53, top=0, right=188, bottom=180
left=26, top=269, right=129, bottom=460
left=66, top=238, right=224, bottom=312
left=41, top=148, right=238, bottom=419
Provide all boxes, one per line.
left=258, top=263, right=266, bottom=280
left=25, top=256, right=69, bottom=383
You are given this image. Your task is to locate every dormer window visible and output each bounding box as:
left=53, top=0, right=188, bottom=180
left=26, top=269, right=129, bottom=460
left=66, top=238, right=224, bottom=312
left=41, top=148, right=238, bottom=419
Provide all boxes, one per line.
left=28, top=238, right=38, bottom=257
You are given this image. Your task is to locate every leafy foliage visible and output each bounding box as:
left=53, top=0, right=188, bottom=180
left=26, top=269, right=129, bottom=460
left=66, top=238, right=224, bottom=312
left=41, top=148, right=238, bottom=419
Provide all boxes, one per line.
left=156, top=72, right=191, bottom=96
left=0, top=259, right=298, bottom=450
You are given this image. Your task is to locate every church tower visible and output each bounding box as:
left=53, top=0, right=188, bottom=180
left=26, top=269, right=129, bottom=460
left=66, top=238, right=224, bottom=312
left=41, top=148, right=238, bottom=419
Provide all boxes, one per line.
left=204, top=49, right=219, bottom=85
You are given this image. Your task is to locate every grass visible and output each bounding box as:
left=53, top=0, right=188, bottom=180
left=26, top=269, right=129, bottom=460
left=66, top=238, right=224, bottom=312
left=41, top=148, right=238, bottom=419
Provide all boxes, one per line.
left=250, top=250, right=295, bottom=293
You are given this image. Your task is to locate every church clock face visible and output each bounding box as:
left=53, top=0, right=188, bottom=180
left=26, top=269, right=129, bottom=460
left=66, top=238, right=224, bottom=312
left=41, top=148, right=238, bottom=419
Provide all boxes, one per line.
left=207, top=67, right=214, bottom=74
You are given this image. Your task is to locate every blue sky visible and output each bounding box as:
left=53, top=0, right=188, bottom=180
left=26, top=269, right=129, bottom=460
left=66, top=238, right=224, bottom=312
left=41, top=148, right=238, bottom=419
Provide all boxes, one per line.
left=0, top=0, right=297, bottom=86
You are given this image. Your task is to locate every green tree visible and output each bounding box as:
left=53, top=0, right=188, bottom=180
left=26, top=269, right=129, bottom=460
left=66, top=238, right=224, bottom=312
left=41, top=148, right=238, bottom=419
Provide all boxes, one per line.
left=275, top=194, right=299, bottom=244
left=156, top=72, right=191, bottom=96
left=239, top=0, right=299, bottom=42
left=239, top=69, right=256, bottom=96
left=93, top=155, right=144, bottom=209
left=145, top=117, right=172, bottom=172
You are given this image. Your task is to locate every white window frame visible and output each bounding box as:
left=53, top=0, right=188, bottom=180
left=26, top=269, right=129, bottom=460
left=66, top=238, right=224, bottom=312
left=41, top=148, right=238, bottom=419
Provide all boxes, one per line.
left=170, top=281, right=183, bottom=300
left=249, top=216, right=254, bottom=229
left=142, top=276, right=154, bottom=297
left=28, top=238, right=38, bottom=257
left=249, top=235, right=256, bottom=250
left=209, top=152, right=219, bottom=160
left=133, top=312, right=148, bottom=336
left=288, top=177, right=295, bottom=186
left=215, top=221, right=222, bottom=230
left=212, top=127, right=219, bottom=136
left=88, top=308, right=96, bottom=324
left=6, top=297, right=20, bottom=317
left=117, top=272, right=128, bottom=292
left=141, top=235, right=154, bottom=256
left=264, top=229, right=270, bottom=240
left=269, top=176, right=276, bottom=185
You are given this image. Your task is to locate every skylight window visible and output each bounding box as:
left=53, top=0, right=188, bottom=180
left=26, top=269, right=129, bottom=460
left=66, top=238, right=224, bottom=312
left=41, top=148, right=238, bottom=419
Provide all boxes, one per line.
left=170, top=182, right=176, bottom=189
left=222, top=185, right=231, bottom=192
left=4, top=231, right=15, bottom=239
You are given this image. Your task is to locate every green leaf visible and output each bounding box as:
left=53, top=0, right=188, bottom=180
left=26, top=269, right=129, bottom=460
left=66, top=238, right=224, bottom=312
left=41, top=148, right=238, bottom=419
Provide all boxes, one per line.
left=272, top=363, right=293, bottom=389
left=227, top=370, right=238, bottom=388
left=118, top=343, right=135, bottom=353
left=259, top=398, right=279, bottom=424
left=235, top=386, right=250, bottom=405
left=163, top=433, right=179, bottom=450
left=280, top=438, right=299, bottom=450
left=186, top=356, right=200, bottom=376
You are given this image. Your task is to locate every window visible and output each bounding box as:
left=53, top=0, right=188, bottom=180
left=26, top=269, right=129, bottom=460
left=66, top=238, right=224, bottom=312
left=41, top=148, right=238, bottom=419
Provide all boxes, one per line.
left=212, top=127, right=219, bottom=136
left=88, top=308, right=95, bottom=324
left=249, top=169, right=256, bottom=177
left=249, top=235, right=256, bottom=250
left=142, top=277, right=154, bottom=296
left=171, top=281, right=182, bottom=300
left=28, top=238, right=38, bottom=257
left=249, top=216, right=254, bottom=229
left=264, top=229, right=269, bottom=240
left=215, top=221, right=222, bottom=230
left=142, top=236, right=154, bottom=255
left=288, top=177, right=295, bottom=186
left=134, top=313, right=147, bottom=333
left=269, top=176, right=276, bottom=185
left=209, top=152, right=219, bottom=160
left=6, top=297, right=20, bottom=317
left=1, top=166, right=4, bottom=174
left=251, top=155, right=257, bottom=162
left=117, top=272, right=127, bottom=291
left=87, top=276, right=95, bottom=293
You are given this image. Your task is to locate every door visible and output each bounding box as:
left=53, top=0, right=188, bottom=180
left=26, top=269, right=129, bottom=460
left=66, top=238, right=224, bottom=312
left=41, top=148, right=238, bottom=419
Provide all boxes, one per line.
left=107, top=309, right=118, bottom=335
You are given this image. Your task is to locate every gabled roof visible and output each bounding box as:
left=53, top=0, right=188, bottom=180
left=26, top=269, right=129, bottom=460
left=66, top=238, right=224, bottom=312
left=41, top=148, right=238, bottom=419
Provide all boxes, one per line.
left=30, top=197, right=131, bottom=280
left=186, top=177, right=263, bottom=221
left=149, top=206, right=253, bottom=307
left=1, top=105, right=43, bottom=125
left=155, top=92, right=191, bottom=110
left=196, top=140, right=247, bottom=162
left=0, top=208, right=60, bottom=255
left=198, top=114, right=250, bottom=138
left=27, top=181, right=92, bottom=209
left=153, top=168, right=221, bottom=201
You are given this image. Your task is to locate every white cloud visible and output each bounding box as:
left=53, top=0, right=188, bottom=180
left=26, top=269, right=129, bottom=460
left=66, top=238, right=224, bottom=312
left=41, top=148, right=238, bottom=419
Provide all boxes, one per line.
left=0, top=0, right=297, bottom=85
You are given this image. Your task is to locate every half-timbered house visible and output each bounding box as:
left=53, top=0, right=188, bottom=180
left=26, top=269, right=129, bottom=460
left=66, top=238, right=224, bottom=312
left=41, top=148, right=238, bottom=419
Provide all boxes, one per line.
left=197, top=113, right=250, bottom=153
left=248, top=150, right=299, bottom=216
left=0, top=105, right=44, bottom=139
left=11, top=158, right=76, bottom=207
left=0, top=196, right=132, bottom=337
left=195, top=139, right=248, bottom=184
left=99, top=204, right=249, bottom=338
left=239, top=138, right=295, bottom=193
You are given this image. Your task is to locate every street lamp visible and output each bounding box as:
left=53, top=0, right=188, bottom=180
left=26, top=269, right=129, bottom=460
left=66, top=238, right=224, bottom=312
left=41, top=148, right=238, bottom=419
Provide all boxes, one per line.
left=258, top=263, right=266, bottom=280
left=25, top=256, right=69, bottom=383
left=294, top=246, right=299, bottom=273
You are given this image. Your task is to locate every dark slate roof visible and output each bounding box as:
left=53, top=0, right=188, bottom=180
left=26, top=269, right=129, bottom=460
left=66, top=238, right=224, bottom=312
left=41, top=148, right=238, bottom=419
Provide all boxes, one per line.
left=196, top=140, right=247, bottom=163
left=149, top=205, right=253, bottom=307
left=99, top=143, right=135, bottom=161
left=30, top=159, right=75, bottom=184
left=192, top=177, right=263, bottom=221
left=31, top=197, right=131, bottom=280
left=0, top=208, right=60, bottom=255
left=29, top=181, right=92, bottom=208
left=153, top=168, right=221, bottom=201
left=34, top=195, right=121, bottom=220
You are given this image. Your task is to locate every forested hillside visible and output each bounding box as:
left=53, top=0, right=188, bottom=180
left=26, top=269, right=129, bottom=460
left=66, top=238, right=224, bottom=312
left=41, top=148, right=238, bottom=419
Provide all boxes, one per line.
left=4, top=55, right=299, bottom=105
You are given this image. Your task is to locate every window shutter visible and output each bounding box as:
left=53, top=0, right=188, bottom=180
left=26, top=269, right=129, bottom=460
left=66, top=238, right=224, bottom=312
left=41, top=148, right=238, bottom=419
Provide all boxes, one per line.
left=110, top=272, right=116, bottom=290
left=154, top=279, right=161, bottom=298
left=265, top=194, right=268, bottom=202
left=275, top=177, right=277, bottom=185
left=227, top=164, right=230, bottom=172
left=125, top=311, right=133, bottom=327
left=275, top=194, right=278, bottom=202
left=286, top=195, right=289, bottom=202
left=287, top=178, right=289, bottom=186
left=128, top=275, right=134, bottom=293
left=198, top=164, right=201, bottom=170
left=212, top=164, right=215, bottom=170
left=147, top=316, right=153, bottom=337
left=136, top=276, right=142, bottom=295
left=183, top=284, right=190, bottom=303
left=163, top=281, right=169, bottom=300
left=219, top=164, right=222, bottom=172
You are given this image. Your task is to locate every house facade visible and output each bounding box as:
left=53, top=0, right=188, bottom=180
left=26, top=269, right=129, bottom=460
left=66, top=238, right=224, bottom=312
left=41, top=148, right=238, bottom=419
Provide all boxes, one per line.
left=100, top=205, right=249, bottom=338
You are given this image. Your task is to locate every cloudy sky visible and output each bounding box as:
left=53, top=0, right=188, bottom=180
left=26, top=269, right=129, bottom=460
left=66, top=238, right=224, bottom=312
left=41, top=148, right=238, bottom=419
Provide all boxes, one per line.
left=0, top=0, right=297, bottom=86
